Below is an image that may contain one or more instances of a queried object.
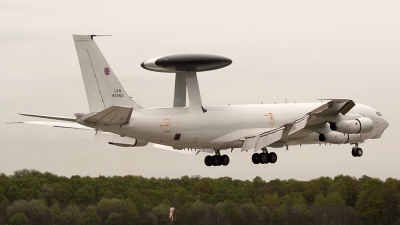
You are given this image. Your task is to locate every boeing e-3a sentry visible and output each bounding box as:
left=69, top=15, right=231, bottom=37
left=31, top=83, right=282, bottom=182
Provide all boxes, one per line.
left=15, top=35, right=389, bottom=166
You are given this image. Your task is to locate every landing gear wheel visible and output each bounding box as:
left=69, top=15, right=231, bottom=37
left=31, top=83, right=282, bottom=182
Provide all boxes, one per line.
left=221, top=155, right=230, bottom=166
left=260, top=153, right=269, bottom=164
left=356, top=148, right=363, bottom=157
left=351, top=148, right=356, bottom=157
left=252, top=153, right=260, bottom=164
left=268, top=152, right=278, bottom=164
left=212, top=155, right=221, bottom=166
left=204, top=155, right=212, bottom=166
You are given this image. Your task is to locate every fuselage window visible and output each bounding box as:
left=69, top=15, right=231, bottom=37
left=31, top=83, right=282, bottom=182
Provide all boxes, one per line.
left=376, top=112, right=382, bottom=116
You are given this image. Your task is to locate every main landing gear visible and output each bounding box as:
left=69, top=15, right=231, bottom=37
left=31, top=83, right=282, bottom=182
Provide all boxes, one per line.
left=351, top=143, right=363, bottom=157
left=252, top=148, right=277, bottom=165
left=204, top=150, right=230, bottom=166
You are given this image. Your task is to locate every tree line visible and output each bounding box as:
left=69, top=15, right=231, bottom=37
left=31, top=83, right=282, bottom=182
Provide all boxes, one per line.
left=0, top=169, right=399, bottom=225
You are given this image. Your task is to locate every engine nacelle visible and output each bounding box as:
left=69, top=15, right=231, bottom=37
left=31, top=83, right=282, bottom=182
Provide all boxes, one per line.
left=330, top=118, right=373, bottom=134
left=319, top=131, right=361, bottom=144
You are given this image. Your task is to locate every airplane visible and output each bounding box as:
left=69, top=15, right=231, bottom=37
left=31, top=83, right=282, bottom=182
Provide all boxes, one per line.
left=13, top=34, right=389, bottom=167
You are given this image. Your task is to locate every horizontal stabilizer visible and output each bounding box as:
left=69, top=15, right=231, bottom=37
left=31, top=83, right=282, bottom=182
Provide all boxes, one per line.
left=18, top=113, right=76, bottom=122
left=84, top=105, right=133, bottom=125
left=8, top=121, right=93, bottom=130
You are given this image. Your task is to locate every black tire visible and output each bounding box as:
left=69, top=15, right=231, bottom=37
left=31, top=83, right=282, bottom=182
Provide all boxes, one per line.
left=268, top=152, right=278, bottom=164
left=260, top=153, right=269, bottom=164
left=351, top=148, right=357, bottom=157
left=221, top=155, right=230, bottom=166
left=356, top=148, right=363, bottom=157
left=204, top=155, right=212, bottom=166
left=212, top=155, right=221, bottom=166
left=252, top=153, right=260, bottom=164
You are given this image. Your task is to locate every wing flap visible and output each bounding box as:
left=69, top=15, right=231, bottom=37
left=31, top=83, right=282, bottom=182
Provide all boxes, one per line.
left=153, top=144, right=214, bottom=156
left=255, top=127, right=285, bottom=151
left=288, top=115, right=310, bottom=135
left=241, top=135, right=259, bottom=152
left=241, top=127, right=285, bottom=152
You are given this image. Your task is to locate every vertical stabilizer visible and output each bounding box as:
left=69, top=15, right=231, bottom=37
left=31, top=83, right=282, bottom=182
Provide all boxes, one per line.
left=73, top=35, right=142, bottom=112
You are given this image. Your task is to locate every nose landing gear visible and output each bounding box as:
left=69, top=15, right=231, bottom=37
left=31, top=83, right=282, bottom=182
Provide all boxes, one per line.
left=351, top=143, right=363, bottom=157
left=204, top=150, right=230, bottom=166
left=252, top=148, right=277, bottom=165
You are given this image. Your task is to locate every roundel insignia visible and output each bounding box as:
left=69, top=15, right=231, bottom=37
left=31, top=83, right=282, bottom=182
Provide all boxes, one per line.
left=104, top=67, right=110, bottom=76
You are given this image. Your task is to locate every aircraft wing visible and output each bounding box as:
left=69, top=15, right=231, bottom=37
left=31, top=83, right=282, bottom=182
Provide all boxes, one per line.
left=240, top=99, right=356, bottom=152
left=8, top=121, right=94, bottom=130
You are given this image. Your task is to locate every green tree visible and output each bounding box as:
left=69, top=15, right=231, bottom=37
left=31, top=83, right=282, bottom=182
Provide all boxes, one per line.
left=105, top=212, right=121, bottom=225
left=19, top=188, right=40, bottom=201
left=326, top=191, right=345, bottom=206
left=263, top=192, right=280, bottom=207
left=6, top=200, right=27, bottom=218
left=59, top=205, right=84, bottom=225
left=143, top=212, right=157, bottom=225
left=191, top=178, right=216, bottom=196
left=51, top=201, right=61, bottom=225
left=25, top=199, right=48, bottom=224
left=302, top=183, right=322, bottom=204
left=356, top=186, right=385, bottom=225
left=73, top=185, right=97, bottom=205
left=281, top=192, right=306, bottom=206
left=83, top=205, right=101, bottom=225
left=238, top=203, right=259, bottom=225
left=41, top=184, right=54, bottom=206
left=313, top=194, right=327, bottom=206
left=96, top=198, right=130, bottom=224
left=7, top=185, right=19, bottom=202
left=223, top=199, right=237, bottom=221
left=0, top=186, right=7, bottom=203
left=151, top=204, right=169, bottom=224
left=8, top=213, right=28, bottom=225
left=270, top=205, right=287, bottom=225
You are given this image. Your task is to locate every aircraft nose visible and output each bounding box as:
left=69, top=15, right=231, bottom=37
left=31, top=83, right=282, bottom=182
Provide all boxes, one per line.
left=382, top=117, right=389, bottom=129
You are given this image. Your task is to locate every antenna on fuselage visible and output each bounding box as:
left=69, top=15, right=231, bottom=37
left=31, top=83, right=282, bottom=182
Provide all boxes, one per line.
left=141, top=54, right=232, bottom=113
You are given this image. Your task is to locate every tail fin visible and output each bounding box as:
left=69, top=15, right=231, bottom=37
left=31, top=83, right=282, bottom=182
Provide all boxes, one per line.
left=73, top=34, right=142, bottom=112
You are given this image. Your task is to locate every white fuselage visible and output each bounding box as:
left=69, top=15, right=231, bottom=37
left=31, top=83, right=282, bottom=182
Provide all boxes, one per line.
left=80, top=103, right=388, bottom=150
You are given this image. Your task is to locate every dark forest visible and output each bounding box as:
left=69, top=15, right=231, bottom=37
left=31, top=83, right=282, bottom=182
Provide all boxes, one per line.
left=0, top=169, right=399, bottom=225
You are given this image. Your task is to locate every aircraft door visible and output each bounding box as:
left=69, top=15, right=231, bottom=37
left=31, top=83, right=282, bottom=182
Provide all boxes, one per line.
left=164, top=119, right=171, bottom=132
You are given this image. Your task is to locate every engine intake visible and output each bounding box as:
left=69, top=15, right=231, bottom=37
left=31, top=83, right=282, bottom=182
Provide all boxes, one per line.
left=330, top=118, right=373, bottom=134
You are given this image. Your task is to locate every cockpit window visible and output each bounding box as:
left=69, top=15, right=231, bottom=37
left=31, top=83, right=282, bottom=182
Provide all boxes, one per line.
left=376, top=112, right=382, bottom=116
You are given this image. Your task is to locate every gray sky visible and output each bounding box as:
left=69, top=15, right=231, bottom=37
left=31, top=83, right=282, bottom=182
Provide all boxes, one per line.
left=1, top=0, right=399, bottom=181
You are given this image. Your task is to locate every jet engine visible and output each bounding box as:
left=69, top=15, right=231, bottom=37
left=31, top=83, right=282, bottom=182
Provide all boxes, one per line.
left=319, top=131, right=361, bottom=144
left=330, top=118, right=373, bottom=134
